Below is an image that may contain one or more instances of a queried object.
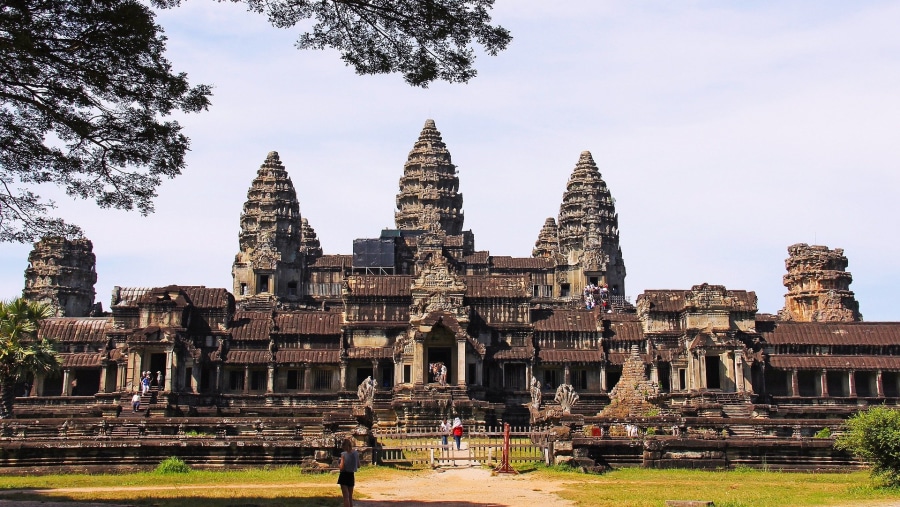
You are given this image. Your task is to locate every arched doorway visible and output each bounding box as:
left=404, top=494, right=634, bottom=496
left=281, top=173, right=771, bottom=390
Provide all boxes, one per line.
left=424, top=325, right=455, bottom=385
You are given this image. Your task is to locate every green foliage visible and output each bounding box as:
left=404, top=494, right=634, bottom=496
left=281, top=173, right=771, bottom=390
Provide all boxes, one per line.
left=646, top=407, right=660, bottom=417
left=0, top=0, right=211, bottom=242
left=815, top=427, right=833, bottom=439
left=155, top=457, right=191, bottom=474
left=0, top=299, right=60, bottom=418
left=836, top=406, right=900, bottom=485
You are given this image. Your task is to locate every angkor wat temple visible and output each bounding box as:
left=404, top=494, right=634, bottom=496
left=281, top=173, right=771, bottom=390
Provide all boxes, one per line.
left=12, top=120, right=893, bottom=470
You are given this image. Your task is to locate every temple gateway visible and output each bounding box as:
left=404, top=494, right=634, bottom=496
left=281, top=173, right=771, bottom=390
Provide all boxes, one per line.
left=13, top=120, right=894, bottom=469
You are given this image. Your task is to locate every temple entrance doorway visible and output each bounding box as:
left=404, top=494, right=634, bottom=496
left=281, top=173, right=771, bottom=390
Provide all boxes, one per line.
left=144, top=353, right=166, bottom=388
left=356, top=367, right=374, bottom=387
left=427, top=347, right=452, bottom=384
left=705, top=356, right=721, bottom=389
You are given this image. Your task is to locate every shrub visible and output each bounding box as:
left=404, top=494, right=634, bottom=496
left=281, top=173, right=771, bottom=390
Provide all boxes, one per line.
left=155, top=456, right=191, bottom=474
left=814, top=427, right=832, bottom=439
left=836, top=407, right=900, bottom=485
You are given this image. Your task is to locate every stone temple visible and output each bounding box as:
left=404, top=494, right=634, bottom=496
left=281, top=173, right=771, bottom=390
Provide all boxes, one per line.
left=12, top=120, right=896, bottom=469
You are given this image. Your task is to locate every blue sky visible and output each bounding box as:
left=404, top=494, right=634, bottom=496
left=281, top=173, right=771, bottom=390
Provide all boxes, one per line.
left=2, top=1, right=899, bottom=320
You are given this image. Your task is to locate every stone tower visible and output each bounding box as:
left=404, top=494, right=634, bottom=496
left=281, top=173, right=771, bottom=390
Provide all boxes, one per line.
left=554, top=151, right=626, bottom=295
left=778, top=243, right=861, bottom=322
left=23, top=236, right=97, bottom=317
left=299, top=217, right=323, bottom=261
left=395, top=119, right=464, bottom=235
left=232, top=151, right=305, bottom=305
left=532, top=218, right=560, bottom=259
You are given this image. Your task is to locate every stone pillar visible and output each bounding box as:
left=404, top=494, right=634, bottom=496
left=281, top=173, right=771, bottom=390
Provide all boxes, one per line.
left=339, top=360, right=347, bottom=391
left=734, top=353, right=745, bottom=393
left=413, top=341, right=424, bottom=385
left=790, top=369, right=799, bottom=397
left=98, top=363, right=108, bottom=394
left=600, top=363, right=608, bottom=392
left=820, top=369, right=829, bottom=397
left=62, top=369, right=72, bottom=396
left=650, top=363, right=659, bottom=384
left=32, top=374, right=44, bottom=396
left=698, top=353, right=707, bottom=389
left=215, top=364, right=222, bottom=392
left=372, top=360, right=380, bottom=387
left=500, top=363, right=506, bottom=388
left=267, top=364, right=275, bottom=393
left=304, top=366, right=313, bottom=392
left=129, top=350, right=142, bottom=392
left=243, top=366, right=250, bottom=394
left=877, top=370, right=885, bottom=397
left=848, top=370, right=857, bottom=397
left=563, top=363, right=571, bottom=385
left=165, top=350, right=174, bottom=392
left=525, top=362, right=532, bottom=387
left=457, top=339, right=466, bottom=386
left=476, top=358, right=483, bottom=387
left=191, top=364, right=201, bottom=393
left=394, top=360, right=403, bottom=386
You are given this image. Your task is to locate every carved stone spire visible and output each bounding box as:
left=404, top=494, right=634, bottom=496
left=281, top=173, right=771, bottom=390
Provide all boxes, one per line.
left=232, top=151, right=305, bottom=303
left=395, top=119, right=464, bottom=235
left=532, top=218, right=560, bottom=259
left=300, top=217, right=323, bottom=261
left=23, top=236, right=97, bottom=317
left=556, top=151, right=626, bottom=293
left=778, top=243, right=861, bottom=322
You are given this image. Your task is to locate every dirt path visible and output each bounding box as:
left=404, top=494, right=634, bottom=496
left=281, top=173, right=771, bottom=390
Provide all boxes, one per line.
left=0, top=468, right=575, bottom=507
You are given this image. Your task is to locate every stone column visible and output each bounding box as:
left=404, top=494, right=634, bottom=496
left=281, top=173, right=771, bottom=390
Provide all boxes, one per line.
left=215, top=364, right=222, bottom=392
left=62, top=369, right=72, bottom=396
left=476, top=358, right=483, bottom=387
left=339, top=360, right=347, bottom=391
left=698, top=352, right=707, bottom=389
left=303, top=366, right=313, bottom=392
left=413, top=341, right=424, bottom=385
left=525, top=362, right=532, bottom=387
left=32, top=374, right=44, bottom=397
left=820, top=369, right=829, bottom=397
left=191, top=364, right=201, bottom=393
left=650, top=363, right=659, bottom=384
left=563, top=363, right=571, bottom=385
left=500, top=363, right=506, bottom=388
left=848, top=370, right=856, bottom=397
left=98, top=363, right=108, bottom=394
left=600, top=363, right=608, bottom=392
left=267, top=364, right=275, bottom=393
left=734, top=353, right=745, bottom=393
left=243, top=366, right=250, bottom=394
left=372, top=360, right=380, bottom=388
left=457, top=339, right=466, bottom=386
left=165, top=350, right=174, bottom=392
left=877, top=370, right=885, bottom=397
left=790, top=369, right=799, bottom=397
left=129, top=350, right=142, bottom=392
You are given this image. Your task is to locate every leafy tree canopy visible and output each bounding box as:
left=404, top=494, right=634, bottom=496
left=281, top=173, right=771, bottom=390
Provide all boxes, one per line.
left=835, top=406, right=900, bottom=485
left=0, top=0, right=510, bottom=243
left=0, top=298, right=59, bottom=418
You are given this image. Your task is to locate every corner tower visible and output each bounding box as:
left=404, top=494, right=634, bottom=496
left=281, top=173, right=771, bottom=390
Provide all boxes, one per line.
left=395, top=119, right=464, bottom=235
left=23, top=236, right=97, bottom=317
left=778, top=243, right=861, bottom=322
left=555, top=151, right=626, bottom=294
left=232, top=152, right=305, bottom=306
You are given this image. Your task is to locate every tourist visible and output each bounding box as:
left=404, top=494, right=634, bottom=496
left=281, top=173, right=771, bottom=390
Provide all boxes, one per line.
left=439, top=419, right=450, bottom=447
left=337, top=438, right=359, bottom=507
left=141, top=372, right=150, bottom=394
left=452, top=417, right=464, bottom=450
left=131, top=391, right=141, bottom=413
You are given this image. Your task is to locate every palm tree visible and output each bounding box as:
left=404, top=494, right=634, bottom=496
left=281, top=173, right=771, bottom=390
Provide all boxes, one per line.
left=0, top=298, right=60, bottom=418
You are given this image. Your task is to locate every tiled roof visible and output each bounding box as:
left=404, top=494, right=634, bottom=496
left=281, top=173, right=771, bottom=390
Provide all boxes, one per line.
left=346, top=276, right=412, bottom=297
left=538, top=349, right=605, bottom=363
left=38, top=318, right=110, bottom=343
left=463, top=276, right=529, bottom=298
left=277, top=349, right=341, bottom=363
left=181, top=287, right=232, bottom=309
left=762, top=322, right=900, bottom=346
left=59, top=352, right=102, bottom=368
left=768, top=355, right=900, bottom=371
left=604, top=319, right=644, bottom=342
left=346, top=347, right=393, bottom=359
left=490, top=256, right=554, bottom=270
left=275, top=312, right=342, bottom=335
left=308, top=255, right=351, bottom=268
left=230, top=312, right=273, bottom=341
left=224, top=349, right=271, bottom=364
left=607, top=352, right=653, bottom=365
left=463, top=251, right=489, bottom=264
left=533, top=310, right=598, bottom=332
left=111, top=287, right=153, bottom=307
